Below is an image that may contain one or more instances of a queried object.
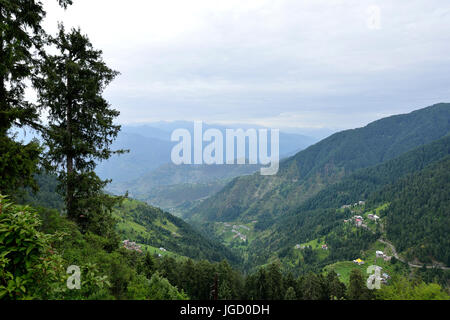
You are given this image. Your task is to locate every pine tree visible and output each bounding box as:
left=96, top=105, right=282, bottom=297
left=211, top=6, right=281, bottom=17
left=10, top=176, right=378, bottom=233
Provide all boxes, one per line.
left=218, top=280, right=232, bottom=300
left=34, top=24, right=125, bottom=229
left=142, top=252, right=155, bottom=279
left=301, top=273, right=327, bottom=300
left=284, top=287, right=297, bottom=300
left=0, top=0, right=72, bottom=195
left=347, top=269, right=373, bottom=300
left=326, top=271, right=346, bottom=300
left=266, top=262, right=284, bottom=300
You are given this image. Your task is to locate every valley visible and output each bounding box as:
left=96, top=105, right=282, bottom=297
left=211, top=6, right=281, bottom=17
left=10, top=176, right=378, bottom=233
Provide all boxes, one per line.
left=5, top=103, right=450, bottom=300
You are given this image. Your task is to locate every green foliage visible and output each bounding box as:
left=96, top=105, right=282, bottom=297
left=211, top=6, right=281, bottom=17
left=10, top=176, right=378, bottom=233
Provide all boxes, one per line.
left=0, top=0, right=72, bottom=195
left=114, top=199, right=240, bottom=264
left=155, top=257, right=244, bottom=300
left=147, top=273, right=188, bottom=300
left=0, top=0, right=44, bottom=134
left=17, top=172, right=64, bottom=211
left=0, top=136, right=42, bottom=196
left=0, top=195, right=66, bottom=299
left=326, top=271, right=347, bottom=300
left=370, top=157, right=450, bottom=265
left=347, top=269, right=373, bottom=300
left=284, top=287, right=296, bottom=300
left=375, top=276, right=450, bottom=300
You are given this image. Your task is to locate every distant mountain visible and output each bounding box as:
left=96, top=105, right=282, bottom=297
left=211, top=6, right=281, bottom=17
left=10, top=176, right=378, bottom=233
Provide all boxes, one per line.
left=187, top=103, right=450, bottom=223
left=98, top=122, right=318, bottom=205
left=95, top=132, right=173, bottom=183
left=108, top=163, right=261, bottom=214
left=118, top=125, right=172, bottom=141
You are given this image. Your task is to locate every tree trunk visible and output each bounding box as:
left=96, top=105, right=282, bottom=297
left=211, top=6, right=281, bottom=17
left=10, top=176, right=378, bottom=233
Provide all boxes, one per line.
left=66, top=70, right=74, bottom=220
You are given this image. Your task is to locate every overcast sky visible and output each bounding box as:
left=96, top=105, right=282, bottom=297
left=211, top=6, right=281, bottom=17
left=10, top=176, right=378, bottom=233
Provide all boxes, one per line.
left=42, top=0, right=450, bottom=130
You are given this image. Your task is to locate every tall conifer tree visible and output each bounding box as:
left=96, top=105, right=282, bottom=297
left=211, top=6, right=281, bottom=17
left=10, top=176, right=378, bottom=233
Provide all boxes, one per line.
left=35, top=24, right=125, bottom=230
left=0, top=0, right=72, bottom=194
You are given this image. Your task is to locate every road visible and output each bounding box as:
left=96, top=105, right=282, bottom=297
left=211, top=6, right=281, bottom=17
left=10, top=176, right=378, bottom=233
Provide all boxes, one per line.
left=378, top=239, right=450, bottom=270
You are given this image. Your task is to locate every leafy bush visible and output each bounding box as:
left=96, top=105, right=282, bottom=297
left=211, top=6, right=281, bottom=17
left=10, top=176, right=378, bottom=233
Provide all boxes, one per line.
left=0, top=195, right=66, bottom=299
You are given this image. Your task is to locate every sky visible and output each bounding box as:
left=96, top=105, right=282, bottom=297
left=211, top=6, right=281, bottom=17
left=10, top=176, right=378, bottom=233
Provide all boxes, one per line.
left=41, top=0, right=450, bottom=130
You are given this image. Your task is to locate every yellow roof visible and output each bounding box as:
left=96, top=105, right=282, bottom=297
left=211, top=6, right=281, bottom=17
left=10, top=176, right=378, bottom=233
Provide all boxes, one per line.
left=356, top=259, right=363, bottom=263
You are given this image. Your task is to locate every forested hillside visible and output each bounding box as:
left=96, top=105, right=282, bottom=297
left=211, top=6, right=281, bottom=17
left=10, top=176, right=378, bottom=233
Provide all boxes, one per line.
left=16, top=173, right=239, bottom=265
left=298, top=134, right=450, bottom=212
left=113, top=199, right=240, bottom=264
left=370, top=157, right=450, bottom=265
left=230, top=136, right=450, bottom=273
left=187, top=103, right=450, bottom=223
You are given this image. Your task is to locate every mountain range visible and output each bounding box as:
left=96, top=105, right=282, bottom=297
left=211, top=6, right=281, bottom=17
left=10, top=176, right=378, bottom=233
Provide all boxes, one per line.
left=183, top=103, right=450, bottom=272
left=186, top=103, right=450, bottom=223
left=96, top=122, right=318, bottom=213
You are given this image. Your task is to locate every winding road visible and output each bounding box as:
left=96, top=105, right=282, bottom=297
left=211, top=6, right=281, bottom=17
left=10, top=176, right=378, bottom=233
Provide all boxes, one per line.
left=378, top=239, right=450, bottom=270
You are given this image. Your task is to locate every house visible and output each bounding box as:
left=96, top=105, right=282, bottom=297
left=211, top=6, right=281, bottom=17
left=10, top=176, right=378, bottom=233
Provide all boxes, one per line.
left=122, top=240, right=143, bottom=253
left=341, top=204, right=352, bottom=209
left=359, top=201, right=366, bottom=205
left=376, top=251, right=384, bottom=258
left=295, top=244, right=302, bottom=249
left=368, top=214, right=380, bottom=221
left=380, top=273, right=390, bottom=284
left=353, top=258, right=365, bottom=265
left=159, top=247, right=167, bottom=252
left=355, top=219, right=363, bottom=227
left=322, top=244, right=328, bottom=250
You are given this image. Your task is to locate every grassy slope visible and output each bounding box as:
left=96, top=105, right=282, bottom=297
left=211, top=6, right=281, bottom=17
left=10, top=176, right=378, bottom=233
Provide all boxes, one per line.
left=113, top=198, right=240, bottom=265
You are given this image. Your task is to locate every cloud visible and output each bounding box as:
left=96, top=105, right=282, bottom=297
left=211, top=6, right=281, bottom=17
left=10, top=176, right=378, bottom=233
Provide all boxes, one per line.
left=42, top=0, right=450, bottom=128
